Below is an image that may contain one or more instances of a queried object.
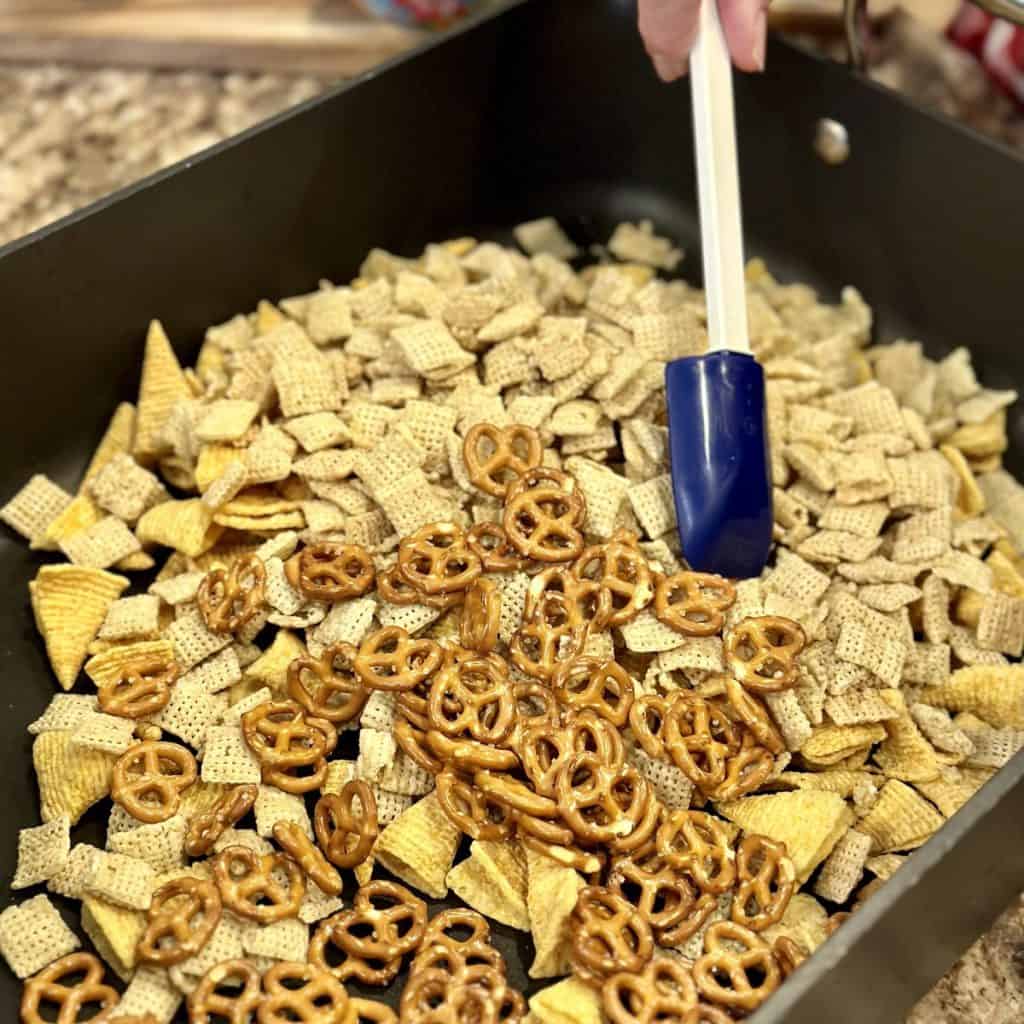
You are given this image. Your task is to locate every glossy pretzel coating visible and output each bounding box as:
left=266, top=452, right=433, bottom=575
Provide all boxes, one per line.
left=394, top=717, right=445, bottom=775
left=259, top=961, right=349, bottom=1024
left=314, top=781, right=379, bottom=869
left=772, top=936, right=808, bottom=978
left=607, top=841, right=697, bottom=941
left=425, top=730, right=520, bottom=773
left=111, top=740, right=197, bottom=824
left=273, top=820, right=342, bottom=897
left=427, top=658, right=514, bottom=745
left=731, top=835, right=796, bottom=932
left=629, top=694, right=674, bottom=759
left=213, top=845, right=305, bottom=923
left=573, top=531, right=655, bottom=627
left=654, top=572, right=736, bottom=638
left=525, top=566, right=612, bottom=634
left=353, top=627, right=443, bottom=692
left=284, top=541, right=375, bottom=602
left=421, top=907, right=492, bottom=952
left=308, top=910, right=403, bottom=988
left=519, top=832, right=605, bottom=877
left=287, top=642, right=368, bottom=725
left=509, top=597, right=588, bottom=681
left=518, top=721, right=577, bottom=797
left=188, top=958, right=262, bottom=1024
left=662, top=695, right=740, bottom=796
left=570, top=886, right=655, bottom=986
left=656, top=811, right=737, bottom=895
left=184, top=783, right=258, bottom=857
left=466, top=522, right=527, bottom=572
left=503, top=467, right=587, bottom=562
left=197, top=553, right=266, bottom=634
left=713, top=732, right=775, bottom=802
left=552, top=656, right=634, bottom=728
left=20, top=953, right=118, bottom=1024
left=463, top=422, right=544, bottom=498
left=349, top=998, right=399, bottom=1024
left=473, top=768, right=560, bottom=821
left=602, top=957, right=698, bottom=1024
left=400, top=969, right=505, bottom=1024
left=724, top=615, right=806, bottom=693
left=691, top=921, right=780, bottom=1014
left=333, top=880, right=427, bottom=959
left=136, top=876, right=222, bottom=967
left=241, top=699, right=337, bottom=794
left=723, top=676, right=785, bottom=755
left=97, top=653, right=179, bottom=719
left=461, top=578, right=501, bottom=654
left=435, top=768, right=516, bottom=841
left=397, top=522, right=482, bottom=596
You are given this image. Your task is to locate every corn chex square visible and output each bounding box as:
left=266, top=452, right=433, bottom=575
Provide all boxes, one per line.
left=168, top=607, right=232, bottom=671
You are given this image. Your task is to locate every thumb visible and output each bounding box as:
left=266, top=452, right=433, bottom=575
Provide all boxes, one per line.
left=718, top=0, right=770, bottom=71
left=639, top=0, right=701, bottom=81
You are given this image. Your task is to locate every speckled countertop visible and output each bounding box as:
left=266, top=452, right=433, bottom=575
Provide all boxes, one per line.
left=0, top=48, right=1022, bottom=1024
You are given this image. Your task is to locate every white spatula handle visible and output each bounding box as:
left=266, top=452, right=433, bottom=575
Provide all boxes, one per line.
left=690, top=0, right=750, bottom=354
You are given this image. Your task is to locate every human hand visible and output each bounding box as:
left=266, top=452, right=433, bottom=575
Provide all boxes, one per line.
left=639, top=0, right=770, bottom=81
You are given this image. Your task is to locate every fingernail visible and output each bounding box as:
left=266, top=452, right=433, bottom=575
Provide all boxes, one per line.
left=653, top=54, right=688, bottom=82
left=752, top=9, right=767, bottom=71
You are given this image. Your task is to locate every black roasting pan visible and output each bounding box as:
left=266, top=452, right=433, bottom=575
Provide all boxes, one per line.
left=1, top=1, right=1023, bottom=1021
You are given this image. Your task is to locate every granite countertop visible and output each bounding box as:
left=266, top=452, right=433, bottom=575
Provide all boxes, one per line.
left=0, top=48, right=1022, bottom=1024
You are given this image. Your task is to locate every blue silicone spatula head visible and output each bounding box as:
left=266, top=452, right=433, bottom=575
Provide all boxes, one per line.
left=666, top=0, right=772, bottom=580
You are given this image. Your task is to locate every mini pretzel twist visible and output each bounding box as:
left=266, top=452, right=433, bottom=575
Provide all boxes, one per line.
left=353, top=627, right=443, bottom=692
left=460, top=578, right=501, bottom=654
left=656, top=811, right=737, bottom=895
left=394, top=717, right=445, bottom=775
left=731, top=834, right=797, bottom=932
left=399, top=970, right=505, bottom=1024
left=607, top=841, right=697, bottom=941
left=525, top=566, right=613, bottom=633
left=314, top=781, right=379, bottom=869
left=197, top=553, right=266, bottom=634
left=97, top=653, right=179, bottom=719
left=425, top=730, right=520, bottom=773
left=328, top=880, right=427, bottom=960
left=19, top=953, right=118, bottom=1024
left=725, top=615, right=806, bottom=693
left=473, top=768, right=560, bottom=821
left=349, top=999, right=399, bottom=1024
left=601, top=957, right=698, bottom=1024
left=273, top=820, right=342, bottom=897
left=692, top=921, right=781, bottom=1014
left=259, top=961, right=349, bottom=1024
left=628, top=694, right=674, bottom=759
left=466, top=522, right=527, bottom=572
left=241, top=699, right=337, bottom=794
left=397, top=523, right=482, bottom=596
left=573, top=531, right=655, bottom=627
left=213, top=845, right=306, bottom=923
left=111, top=740, right=197, bottom=824
left=570, top=886, right=655, bottom=986
left=188, top=959, right=262, bottom=1024
left=427, top=658, right=515, bottom=745
left=184, top=783, right=258, bottom=857
left=565, top=708, right=627, bottom=766
left=713, top=732, right=775, bottom=802
left=509, top=595, right=588, bottom=681
left=517, top=721, right=577, bottom=797
left=420, top=907, right=492, bottom=952
left=503, top=469, right=587, bottom=563
left=284, top=541, right=375, bottom=602
left=723, top=676, right=785, bottom=755
left=309, top=910, right=402, bottom=987
left=136, top=876, right=222, bottom=967
left=463, top=422, right=544, bottom=498
left=287, top=642, right=368, bottom=725
left=519, top=831, right=605, bottom=876
left=772, top=936, right=807, bottom=978
left=663, top=695, right=741, bottom=796
left=435, top=768, right=516, bottom=841
left=552, top=656, right=635, bottom=728
left=654, top=571, right=736, bottom=637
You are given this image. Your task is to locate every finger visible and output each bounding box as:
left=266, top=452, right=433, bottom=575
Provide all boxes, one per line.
left=639, top=0, right=701, bottom=80
left=718, top=0, right=770, bottom=71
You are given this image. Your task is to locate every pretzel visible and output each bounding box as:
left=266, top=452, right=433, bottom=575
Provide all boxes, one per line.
left=692, top=921, right=780, bottom=1014
left=518, top=721, right=577, bottom=797
left=20, top=953, right=118, bottom=1024
left=463, top=422, right=544, bottom=498
left=197, top=552, right=266, bottom=634
left=466, top=522, right=527, bottom=572
left=425, top=729, right=519, bottom=773
left=473, top=769, right=560, bottom=821
left=724, top=615, right=806, bottom=694
left=663, top=695, right=740, bottom=795
left=723, top=677, right=785, bottom=755
left=241, top=699, right=337, bottom=794
left=690, top=1004, right=734, bottom=1024
left=772, top=936, right=807, bottom=979
left=566, top=708, right=626, bottom=766
left=552, top=656, right=634, bottom=728
left=400, top=969, right=505, bottom=1024
left=354, top=627, right=443, bottom=692
left=525, top=567, right=612, bottom=633
left=573, top=531, right=654, bottom=627
left=731, top=835, right=796, bottom=932
left=284, top=541, right=375, bottom=602
left=350, top=999, right=399, bottom=1024
left=570, top=886, right=655, bottom=986
left=656, top=811, right=737, bottom=895
left=460, top=578, right=501, bottom=654
left=607, top=841, right=697, bottom=941
left=508, top=600, right=588, bottom=681
left=111, top=739, right=197, bottom=824
left=435, top=768, right=516, bottom=841
left=396, top=681, right=432, bottom=732
left=421, top=907, right=492, bottom=952
left=309, top=911, right=402, bottom=987
left=273, top=820, right=342, bottom=897
left=287, top=642, right=369, bottom=725
left=654, top=572, right=736, bottom=637
left=377, top=562, right=423, bottom=606
left=411, top=937, right=506, bottom=986
left=97, top=653, right=179, bottom=719
left=555, top=751, right=654, bottom=851
left=136, top=876, right=222, bottom=967
left=184, top=784, right=257, bottom=858
left=503, top=468, right=587, bottom=562
left=825, top=911, right=851, bottom=937
left=213, top=845, right=306, bottom=923
left=188, top=959, right=262, bottom=1024
left=628, top=694, right=674, bottom=759
left=314, top=781, right=379, bottom=869
left=260, top=961, right=350, bottom=1024
left=714, top=733, right=775, bottom=802
left=602, top=957, right=698, bottom=1024
left=397, top=523, right=482, bottom=596
left=395, top=717, right=445, bottom=775
left=519, top=832, right=605, bottom=878
left=427, top=658, right=514, bottom=745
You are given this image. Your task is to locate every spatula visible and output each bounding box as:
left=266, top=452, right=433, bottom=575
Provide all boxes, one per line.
left=665, top=0, right=772, bottom=580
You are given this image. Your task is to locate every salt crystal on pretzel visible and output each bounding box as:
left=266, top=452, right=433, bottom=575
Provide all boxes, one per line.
left=34, top=731, right=116, bottom=824
left=524, top=843, right=584, bottom=979
left=1, top=474, right=72, bottom=544
left=0, top=894, right=81, bottom=979
left=447, top=840, right=530, bottom=931
left=201, top=726, right=261, bottom=784
left=855, top=779, right=943, bottom=852
left=374, top=790, right=460, bottom=899
left=12, top=816, right=70, bottom=890
left=28, top=694, right=97, bottom=735
left=72, top=712, right=138, bottom=755
left=82, top=894, right=145, bottom=981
